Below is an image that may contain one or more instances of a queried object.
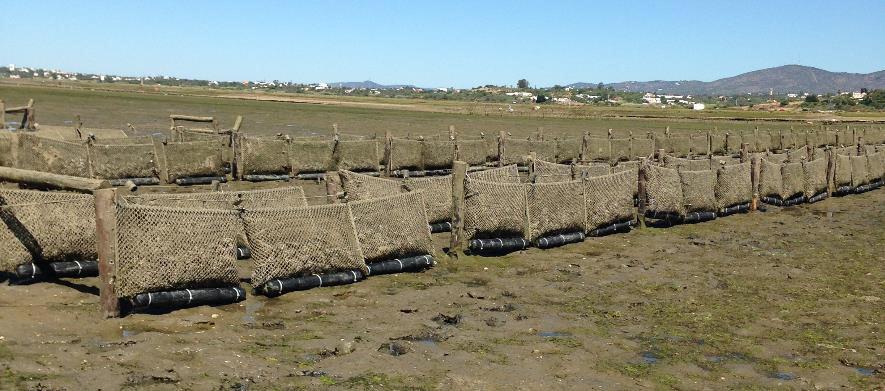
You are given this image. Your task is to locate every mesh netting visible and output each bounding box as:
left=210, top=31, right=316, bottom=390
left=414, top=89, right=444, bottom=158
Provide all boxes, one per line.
left=644, top=164, right=685, bottom=216
left=422, top=140, right=455, bottom=169
left=0, top=133, right=13, bottom=167
left=290, top=140, right=335, bottom=173
left=766, top=152, right=788, bottom=163
left=833, top=154, right=852, bottom=187
left=94, top=136, right=155, bottom=145
left=16, top=134, right=90, bottom=177
left=348, top=191, right=434, bottom=263
left=679, top=169, right=717, bottom=212
left=335, top=139, right=379, bottom=172
left=389, top=138, right=424, bottom=170
left=340, top=170, right=403, bottom=201
left=836, top=130, right=851, bottom=146
left=467, top=165, right=520, bottom=183
left=612, top=161, right=639, bottom=197
left=710, top=133, right=727, bottom=155
left=781, top=131, right=798, bottom=150
left=164, top=140, right=226, bottom=181
left=664, top=156, right=711, bottom=171
left=715, top=162, right=752, bottom=208
left=243, top=203, right=367, bottom=286
left=690, top=134, right=710, bottom=155
left=610, top=138, right=631, bottom=161
left=584, top=170, right=635, bottom=230
left=786, top=148, right=807, bottom=162
left=758, top=159, right=783, bottom=198
left=631, top=138, right=655, bottom=158
left=867, top=151, right=885, bottom=181
left=456, top=139, right=491, bottom=165
left=239, top=136, right=289, bottom=175
left=527, top=180, right=585, bottom=241
left=115, top=202, right=240, bottom=298
left=669, top=136, right=691, bottom=157
left=0, top=190, right=95, bottom=273
left=756, top=132, right=772, bottom=152
left=533, top=160, right=573, bottom=183
left=711, top=156, right=741, bottom=166
left=585, top=137, right=611, bottom=161
left=725, top=133, right=743, bottom=155
left=556, top=138, right=582, bottom=163
left=464, top=178, right=526, bottom=239
left=502, top=138, right=556, bottom=165
left=573, top=162, right=611, bottom=179
left=825, top=131, right=838, bottom=146
left=90, top=143, right=158, bottom=179
left=402, top=175, right=452, bottom=223
left=125, top=187, right=308, bottom=210
left=741, top=132, right=757, bottom=152
left=781, top=162, right=805, bottom=199
left=803, top=158, right=829, bottom=197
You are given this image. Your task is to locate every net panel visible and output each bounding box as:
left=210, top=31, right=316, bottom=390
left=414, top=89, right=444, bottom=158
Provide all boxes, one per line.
left=803, top=158, right=829, bottom=197
left=679, top=169, right=717, bottom=212
left=584, top=170, right=635, bottom=230
left=402, top=175, right=453, bottom=223
left=389, top=138, right=424, bottom=170
left=781, top=162, right=805, bottom=200
left=690, top=134, right=710, bottom=156
left=422, top=140, right=455, bottom=169
left=758, top=159, right=783, bottom=198
left=336, top=139, right=379, bottom=172
left=715, top=162, right=752, bottom=208
left=348, top=191, right=434, bottom=263
left=610, top=138, right=631, bottom=161
left=556, top=138, right=582, bottom=163
left=464, top=179, right=526, bottom=239
left=786, top=148, right=807, bottom=162
left=867, top=151, right=885, bottom=181
left=115, top=202, right=240, bottom=298
left=669, top=135, right=692, bottom=157
left=467, top=165, right=520, bottom=183
left=527, top=180, right=585, bottom=241
left=755, top=132, right=772, bottom=152
left=710, top=133, right=727, bottom=155
left=164, top=140, right=226, bottom=181
left=239, top=136, right=289, bottom=175
left=664, top=156, right=711, bottom=171
left=725, top=133, right=743, bottom=155
left=16, top=134, right=90, bottom=177
left=833, top=154, right=852, bottom=187
left=90, top=143, right=158, bottom=179
left=0, top=190, right=95, bottom=273
left=766, top=152, right=788, bottom=163
left=340, top=170, right=403, bottom=201
left=243, top=203, right=367, bottom=287
left=585, top=137, right=611, bottom=162
left=533, top=160, right=573, bottom=183
left=290, top=140, right=335, bottom=173
left=631, top=138, right=655, bottom=159
left=644, top=164, right=685, bottom=216
left=456, top=139, right=491, bottom=165
left=0, top=133, right=13, bottom=167
left=573, top=162, right=611, bottom=179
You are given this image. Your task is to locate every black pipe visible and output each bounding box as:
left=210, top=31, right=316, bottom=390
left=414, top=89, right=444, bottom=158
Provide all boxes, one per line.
left=260, top=269, right=365, bottom=297
left=782, top=195, right=806, bottom=206
left=109, top=177, right=160, bottom=186
left=719, top=203, right=750, bottom=216
left=243, top=174, right=290, bottom=182
left=175, top=176, right=227, bottom=185
left=536, top=232, right=585, bottom=249
left=517, top=166, right=529, bottom=173
left=760, top=196, right=783, bottom=206
left=588, top=220, right=634, bottom=237
left=467, top=237, right=530, bottom=255
left=429, top=221, right=452, bottom=233
left=366, top=255, right=434, bottom=276
left=14, top=260, right=99, bottom=280
left=236, top=246, right=251, bottom=260
left=682, top=211, right=718, bottom=223
left=130, top=286, right=246, bottom=310
left=834, top=186, right=853, bottom=196
left=644, top=210, right=684, bottom=221
left=295, top=172, right=326, bottom=180
left=807, top=192, right=828, bottom=204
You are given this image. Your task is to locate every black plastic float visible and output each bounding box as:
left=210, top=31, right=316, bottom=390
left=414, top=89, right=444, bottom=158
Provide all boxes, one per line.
left=467, top=237, right=530, bottom=255
left=108, top=177, right=161, bottom=186
left=14, top=260, right=99, bottom=280
left=719, top=203, right=750, bottom=216
left=175, top=176, right=227, bottom=185
left=130, top=286, right=246, bottom=310
left=429, top=221, right=452, bottom=233
left=366, top=255, right=434, bottom=276
left=588, top=220, right=634, bottom=237
left=536, top=232, right=585, bottom=249
left=243, top=174, right=290, bottom=182
left=260, top=270, right=365, bottom=297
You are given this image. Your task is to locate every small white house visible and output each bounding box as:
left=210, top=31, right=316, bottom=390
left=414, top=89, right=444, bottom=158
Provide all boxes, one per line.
left=693, top=103, right=706, bottom=111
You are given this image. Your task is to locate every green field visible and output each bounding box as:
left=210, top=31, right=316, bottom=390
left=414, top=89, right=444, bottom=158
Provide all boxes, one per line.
left=3, top=81, right=881, bottom=140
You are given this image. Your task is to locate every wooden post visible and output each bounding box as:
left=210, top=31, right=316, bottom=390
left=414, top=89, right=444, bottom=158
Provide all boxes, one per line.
left=750, top=154, right=759, bottom=211
left=857, top=137, right=864, bottom=155
left=332, top=123, right=340, bottom=141
left=232, top=115, right=243, bottom=132
left=325, top=171, right=342, bottom=204
left=740, top=143, right=749, bottom=163
left=25, top=99, right=35, bottom=130
left=153, top=137, right=170, bottom=184
left=0, top=166, right=109, bottom=192
left=448, top=125, right=456, bottom=140
left=449, top=161, right=468, bottom=257
left=498, top=131, right=506, bottom=167
left=527, top=152, right=537, bottom=183
left=384, top=130, right=393, bottom=176
left=0, top=100, right=5, bottom=128
left=580, top=132, right=590, bottom=163
left=826, top=148, right=836, bottom=196
left=94, top=188, right=122, bottom=318
left=536, top=127, right=544, bottom=141
left=637, top=158, right=647, bottom=228
left=656, top=148, right=666, bottom=164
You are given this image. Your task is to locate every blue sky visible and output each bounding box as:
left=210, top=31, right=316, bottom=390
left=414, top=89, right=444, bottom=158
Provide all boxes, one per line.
left=1, top=0, right=882, bottom=87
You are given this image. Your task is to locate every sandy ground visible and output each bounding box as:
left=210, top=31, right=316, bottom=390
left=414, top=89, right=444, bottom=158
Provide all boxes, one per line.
left=0, top=189, right=882, bottom=390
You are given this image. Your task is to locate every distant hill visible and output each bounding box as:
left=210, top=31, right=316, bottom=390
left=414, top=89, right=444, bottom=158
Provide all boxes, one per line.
left=568, top=65, right=885, bottom=95
left=330, top=80, right=415, bottom=89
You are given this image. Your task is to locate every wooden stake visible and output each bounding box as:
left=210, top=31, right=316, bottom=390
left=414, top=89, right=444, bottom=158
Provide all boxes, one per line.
left=384, top=131, right=393, bottom=176
left=637, top=158, right=647, bottom=228
left=536, top=126, right=544, bottom=141
left=656, top=148, right=666, bottom=164
left=750, top=153, right=759, bottom=211
left=325, top=171, right=343, bottom=204
left=25, top=99, right=35, bottom=130
left=740, top=143, right=749, bottom=163
left=527, top=152, right=537, bottom=183
left=448, top=125, right=456, bottom=140
left=232, top=115, right=243, bottom=132
left=95, top=188, right=122, bottom=318
left=580, top=132, right=590, bottom=163
left=0, top=100, right=5, bottom=127
left=449, top=161, right=468, bottom=257
left=826, top=148, right=835, bottom=196
left=498, top=131, right=506, bottom=167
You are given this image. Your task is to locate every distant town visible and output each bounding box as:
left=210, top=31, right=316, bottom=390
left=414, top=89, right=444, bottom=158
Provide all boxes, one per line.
left=2, top=64, right=880, bottom=111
